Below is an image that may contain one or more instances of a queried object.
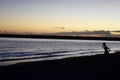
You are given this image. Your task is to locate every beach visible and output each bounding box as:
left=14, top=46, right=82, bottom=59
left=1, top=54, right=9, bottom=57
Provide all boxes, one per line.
left=0, top=52, right=120, bottom=80
left=0, top=1, right=120, bottom=80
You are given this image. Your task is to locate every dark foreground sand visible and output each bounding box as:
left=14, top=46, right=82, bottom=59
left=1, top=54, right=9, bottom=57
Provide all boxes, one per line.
left=0, top=52, right=120, bottom=80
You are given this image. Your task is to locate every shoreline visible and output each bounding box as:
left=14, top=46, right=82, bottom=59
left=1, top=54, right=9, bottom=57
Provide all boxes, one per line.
left=0, top=51, right=116, bottom=66
left=0, top=52, right=120, bottom=80
left=0, top=34, right=120, bottom=41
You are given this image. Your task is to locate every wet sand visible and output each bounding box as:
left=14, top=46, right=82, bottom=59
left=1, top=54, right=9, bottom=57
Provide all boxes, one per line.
left=0, top=52, right=120, bottom=80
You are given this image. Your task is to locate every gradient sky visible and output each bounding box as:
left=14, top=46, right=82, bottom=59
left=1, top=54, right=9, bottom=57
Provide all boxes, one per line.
left=0, top=0, right=120, bottom=34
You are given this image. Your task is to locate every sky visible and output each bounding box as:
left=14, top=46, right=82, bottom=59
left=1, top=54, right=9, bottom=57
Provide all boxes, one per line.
left=0, top=0, right=120, bottom=34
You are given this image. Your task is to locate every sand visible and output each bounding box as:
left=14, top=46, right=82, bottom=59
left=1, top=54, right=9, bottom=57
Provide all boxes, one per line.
left=0, top=52, right=120, bottom=80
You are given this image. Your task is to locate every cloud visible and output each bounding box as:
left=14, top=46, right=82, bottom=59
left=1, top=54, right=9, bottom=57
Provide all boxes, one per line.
left=54, top=26, right=65, bottom=29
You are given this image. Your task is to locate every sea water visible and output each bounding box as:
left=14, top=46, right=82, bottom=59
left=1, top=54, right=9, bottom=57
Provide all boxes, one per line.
left=0, top=37, right=120, bottom=66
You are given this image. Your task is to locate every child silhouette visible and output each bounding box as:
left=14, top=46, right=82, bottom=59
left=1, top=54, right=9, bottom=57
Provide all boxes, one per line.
left=102, top=42, right=110, bottom=55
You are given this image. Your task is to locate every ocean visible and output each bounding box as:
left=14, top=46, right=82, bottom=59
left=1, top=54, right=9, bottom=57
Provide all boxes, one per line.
left=0, top=37, right=120, bottom=66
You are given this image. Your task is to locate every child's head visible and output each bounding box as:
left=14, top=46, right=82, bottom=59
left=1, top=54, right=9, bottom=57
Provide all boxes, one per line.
left=103, top=42, right=106, bottom=46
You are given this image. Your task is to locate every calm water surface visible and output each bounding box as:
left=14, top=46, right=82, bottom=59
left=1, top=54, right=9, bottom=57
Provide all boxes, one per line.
left=0, top=38, right=120, bottom=66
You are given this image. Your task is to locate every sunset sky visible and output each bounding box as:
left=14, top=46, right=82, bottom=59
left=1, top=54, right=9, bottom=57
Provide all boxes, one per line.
left=0, top=0, right=120, bottom=34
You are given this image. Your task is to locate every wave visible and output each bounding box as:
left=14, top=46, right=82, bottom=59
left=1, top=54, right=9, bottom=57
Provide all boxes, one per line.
left=0, top=50, right=77, bottom=60
left=0, top=49, right=103, bottom=62
left=1, top=48, right=116, bottom=61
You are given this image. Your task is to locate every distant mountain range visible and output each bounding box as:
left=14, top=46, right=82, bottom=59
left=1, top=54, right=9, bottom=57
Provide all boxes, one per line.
left=53, top=30, right=120, bottom=37
left=0, top=30, right=120, bottom=38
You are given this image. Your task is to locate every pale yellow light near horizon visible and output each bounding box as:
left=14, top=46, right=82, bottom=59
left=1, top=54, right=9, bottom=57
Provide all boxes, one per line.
left=0, top=16, right=120, bottom=34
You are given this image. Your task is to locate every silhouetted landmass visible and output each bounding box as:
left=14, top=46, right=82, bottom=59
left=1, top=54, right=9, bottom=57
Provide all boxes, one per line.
left=113, top=31, right=120, bottom=32
left=0, top=34, right=120, bottom=41
left=55, top=30, right=120, bottom=37
left=56, top=30, right=111, bottom=35
left=0, top=52, right=120, bottom=80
